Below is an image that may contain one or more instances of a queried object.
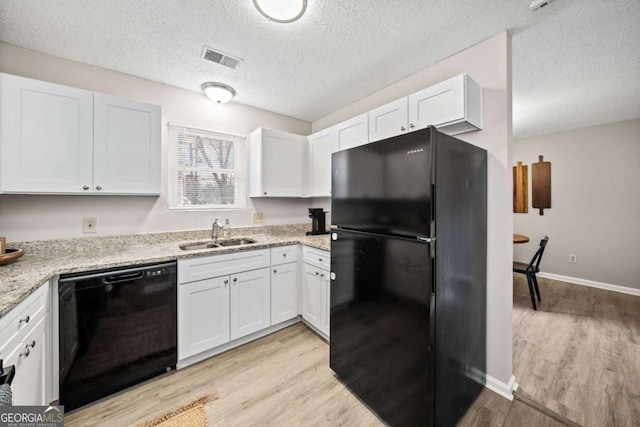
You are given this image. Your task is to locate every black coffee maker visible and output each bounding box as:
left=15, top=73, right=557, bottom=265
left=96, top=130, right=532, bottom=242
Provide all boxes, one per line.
left=306, top=208, right=329, bottom=235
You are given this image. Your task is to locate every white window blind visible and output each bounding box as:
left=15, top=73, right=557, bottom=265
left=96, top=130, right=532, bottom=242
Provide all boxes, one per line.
left=168, top=123, right=246, bottom=209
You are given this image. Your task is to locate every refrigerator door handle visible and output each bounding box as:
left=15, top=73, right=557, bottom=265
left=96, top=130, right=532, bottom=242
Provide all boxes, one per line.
left=417, top=237, right=435, bottom=243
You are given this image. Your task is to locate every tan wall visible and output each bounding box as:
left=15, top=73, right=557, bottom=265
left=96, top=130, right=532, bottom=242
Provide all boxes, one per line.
left=313, top=33, right=514, bottom=387
left=513, top=118, right=640, bottom=290
left=0, top=42, right=313, bottom=242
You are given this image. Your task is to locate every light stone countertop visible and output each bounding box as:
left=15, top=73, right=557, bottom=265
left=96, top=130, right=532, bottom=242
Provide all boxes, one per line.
left=0, top=224, right=331, bottom=318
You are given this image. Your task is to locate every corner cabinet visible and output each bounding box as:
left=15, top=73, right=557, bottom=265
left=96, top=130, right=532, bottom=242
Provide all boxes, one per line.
left=270, top=245, right=299, bottom=324
left=0, top=73, right=161, bottom=195
left=308, top=128, right=338, bottom=197
left=249, top=128, right=309, bottom=197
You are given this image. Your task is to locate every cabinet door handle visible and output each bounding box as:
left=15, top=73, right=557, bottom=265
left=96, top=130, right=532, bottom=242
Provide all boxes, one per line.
left=96, top=185, right=103, bottom=191
left=400, top=126, right=406, bottom=131
left=409, top=123, right=415, bottom=129
left=263, top=191, right=267, bottom=195
left=19, top=315, right=30, bottom=325
left=319, top=258, right=323, bottom=262
left=224, top=279, right=229, bottom=284
left=19, top=348, right=30, bottom=358
left=321, top=273, right=325, bottom=277
left=283, top=253, right=287, bottom=257
left=83, top=185, right=90, bottom=190
left=233, top=277, right=238, bottom=282
left=27, top=340, right=36, bottom=349
left=273, top=269, right=277, bottom=274
left=315, top=271, right=319, bottom=276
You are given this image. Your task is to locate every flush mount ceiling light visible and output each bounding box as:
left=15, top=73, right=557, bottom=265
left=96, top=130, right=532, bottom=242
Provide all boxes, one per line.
left=201, top=82, right=236, bottom=104
left=253, top=0, right=307, bottom=23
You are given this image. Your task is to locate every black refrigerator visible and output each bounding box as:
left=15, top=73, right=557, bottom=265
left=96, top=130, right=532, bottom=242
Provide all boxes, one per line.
left=330, top=126, right=487, bottom=427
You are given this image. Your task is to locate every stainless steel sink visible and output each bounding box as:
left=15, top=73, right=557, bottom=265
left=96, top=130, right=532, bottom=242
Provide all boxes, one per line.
left=179, top=241, right=219, bottom=251
left=217, top=238, right=257, bottom=247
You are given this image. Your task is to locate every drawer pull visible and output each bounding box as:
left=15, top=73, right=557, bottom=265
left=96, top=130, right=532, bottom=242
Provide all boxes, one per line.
left=273, top=269, right=277, bottom=274
left=19, top=315, right=30, bottom=325
left=321, top=273, right=325, bottom=277
left=19, top=340, right=36, bottom=358
left=319, top=258, right=323, bottom=262
left=233, top=277, right=238, bottom=283
left=315, top=271, right=319, bottom=276
left=283, top=253, right=287, bottom=257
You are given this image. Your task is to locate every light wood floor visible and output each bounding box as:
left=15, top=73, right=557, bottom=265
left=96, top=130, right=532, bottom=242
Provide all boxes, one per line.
left=67, top=322, right=561, bottom=427
left=513, top=274, right=640, bottom=427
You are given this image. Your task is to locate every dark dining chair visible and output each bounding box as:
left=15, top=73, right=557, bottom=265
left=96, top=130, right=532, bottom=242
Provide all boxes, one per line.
left=513, top=236, right=549, bottom=310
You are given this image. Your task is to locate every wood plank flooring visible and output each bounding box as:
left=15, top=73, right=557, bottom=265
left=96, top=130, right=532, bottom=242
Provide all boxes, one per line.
left=66, top=322, right=560, bottom=426
left=513, top=274, right=640, bottom=427
left=67, top=274, right=639, bottom=426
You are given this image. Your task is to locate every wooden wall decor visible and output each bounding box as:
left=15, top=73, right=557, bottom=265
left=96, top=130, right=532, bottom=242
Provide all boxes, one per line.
left=532, top=155, right=551, bottom=215
left=513, top=161, right=528, bottom=213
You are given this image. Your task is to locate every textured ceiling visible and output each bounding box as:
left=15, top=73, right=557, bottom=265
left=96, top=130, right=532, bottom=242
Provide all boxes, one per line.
left=512, top=0, right=640, bottom=138
left=0, top=1, right=638, bottom=138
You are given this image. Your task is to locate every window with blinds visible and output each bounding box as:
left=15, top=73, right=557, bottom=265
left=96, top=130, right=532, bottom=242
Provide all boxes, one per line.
left=168, top=124, right=245, bottom=209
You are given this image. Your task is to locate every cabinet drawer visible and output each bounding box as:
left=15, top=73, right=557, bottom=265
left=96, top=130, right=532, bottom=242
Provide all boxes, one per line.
left=270, top=245, right=298, bottom=266
left=0, top=282, right=49, bottom=355
left=303, top=246, right=330, bottom=270
left=178, top=249, right=270, bottom=284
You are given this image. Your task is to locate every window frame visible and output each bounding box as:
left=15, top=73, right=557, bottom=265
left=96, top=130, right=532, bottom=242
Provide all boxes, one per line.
left=167, top=123, right=246, bottom=211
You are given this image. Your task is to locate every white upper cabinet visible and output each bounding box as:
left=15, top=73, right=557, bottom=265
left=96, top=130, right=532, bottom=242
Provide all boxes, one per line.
left=336, top=113, right=369, bottom=151
left=93, top=94, right=161, bottom=194
left=368, top=73, right=482, bottom=143
left=368, top=98, right=409, bottom=143
left=249, top=128, right=309, bottom=197
left=308, top=128, right=338, bottom=197
left=0, top=73, right=94, bottom=193
left=0, top=73, right=161, bottom=195
left=408, top=73, right=482, bottom=135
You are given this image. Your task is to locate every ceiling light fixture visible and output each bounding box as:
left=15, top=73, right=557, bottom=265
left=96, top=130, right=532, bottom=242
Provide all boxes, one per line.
left=253, top=0, right=307, bottom=23
left=201, top=82, right=236, bottom=104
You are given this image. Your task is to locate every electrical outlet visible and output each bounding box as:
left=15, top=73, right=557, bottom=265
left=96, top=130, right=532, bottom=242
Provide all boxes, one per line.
left=569, top=254, right=577, bottom=264
left=83, top=217, right=97, bottom=233
left=253, top=212, right=263, bottom=224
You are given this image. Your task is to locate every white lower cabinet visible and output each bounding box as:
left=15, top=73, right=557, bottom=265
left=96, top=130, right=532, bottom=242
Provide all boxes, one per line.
left=302, top=263, right=330, bottom=338
left=230, top=268, right=271, bottom=340
left=271, top=262, right=298, bottom=324
left=3, top=315, right=48, bottom=405
left=177, top=245, right=331, bottom=364
left=178, top=276, right=230, bottom=359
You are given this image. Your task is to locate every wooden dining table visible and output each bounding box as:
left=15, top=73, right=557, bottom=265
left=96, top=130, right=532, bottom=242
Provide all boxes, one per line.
left=513, top=234, right=530, bottom=244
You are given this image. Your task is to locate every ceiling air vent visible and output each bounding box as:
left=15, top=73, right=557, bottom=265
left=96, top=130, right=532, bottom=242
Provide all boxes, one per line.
left=201, top=46, right=242, bottom=70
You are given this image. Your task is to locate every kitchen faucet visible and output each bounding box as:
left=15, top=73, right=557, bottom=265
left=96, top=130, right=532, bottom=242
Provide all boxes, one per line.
left=212, top=217, right=223, bottom=243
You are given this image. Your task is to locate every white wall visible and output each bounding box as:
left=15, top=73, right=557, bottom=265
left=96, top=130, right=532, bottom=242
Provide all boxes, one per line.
left=0, top=42, right=313, bottom=242
left=312, top=33, right=514, bottom=389
left=513, top=118, right=640, bottom=290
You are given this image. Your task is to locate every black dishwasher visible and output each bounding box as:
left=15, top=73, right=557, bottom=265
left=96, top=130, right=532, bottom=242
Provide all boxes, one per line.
left=58, top=262, right=177, bottom=411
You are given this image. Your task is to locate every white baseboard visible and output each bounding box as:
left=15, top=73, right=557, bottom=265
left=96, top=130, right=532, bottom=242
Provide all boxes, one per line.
left=537, top=272, right=640, bottom=297
left=485, top=374, right=518, bottom=401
